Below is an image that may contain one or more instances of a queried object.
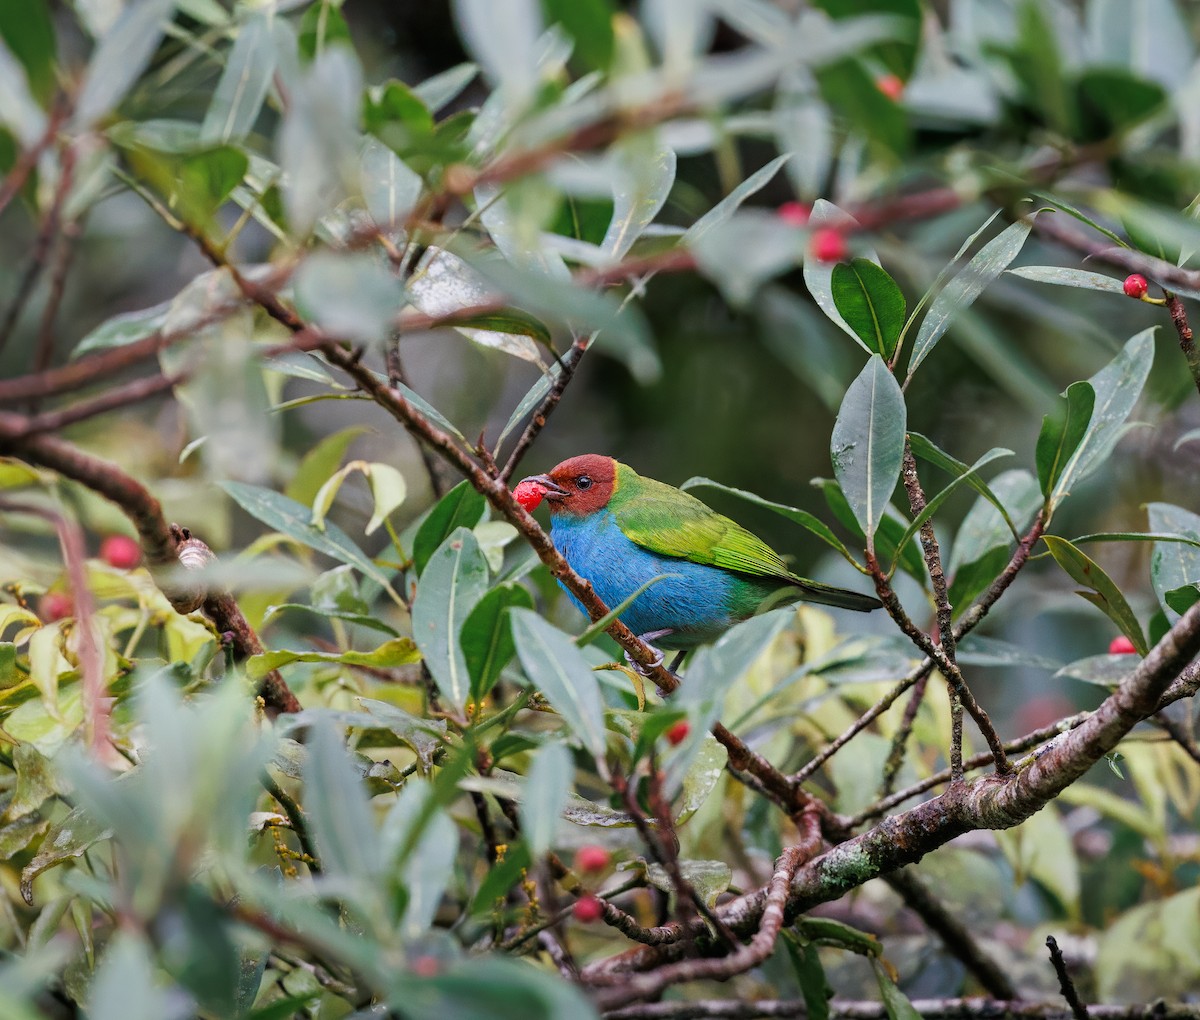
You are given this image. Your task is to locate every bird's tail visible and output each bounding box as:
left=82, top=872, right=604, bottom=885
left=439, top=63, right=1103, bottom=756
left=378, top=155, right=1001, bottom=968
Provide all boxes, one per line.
left=789, top=576, right=882, bottom=613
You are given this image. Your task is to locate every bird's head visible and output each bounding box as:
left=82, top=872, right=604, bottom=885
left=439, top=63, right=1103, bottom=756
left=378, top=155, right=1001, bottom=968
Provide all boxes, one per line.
left=514, top=454, right=616, bottom=516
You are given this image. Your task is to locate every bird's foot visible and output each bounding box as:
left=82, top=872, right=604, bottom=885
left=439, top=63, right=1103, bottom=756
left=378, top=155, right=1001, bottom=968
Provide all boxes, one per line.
left=624, top=629, right=673, bottom=679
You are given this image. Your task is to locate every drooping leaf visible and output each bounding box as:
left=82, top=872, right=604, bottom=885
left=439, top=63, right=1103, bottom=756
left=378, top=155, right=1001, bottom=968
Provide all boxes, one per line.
left=831, top=258, right=906, bottom=360
left=519, top=741, right=574, bottom=857
left=411, top=528, right=490, bottom=714
left=683, top=154, right=790, bottom=244
left=831, top=355, right=907, bottom=548
left=1044, top=535, right=1148, bottom=655
left=601, top=132, right=676, bottom=261
left=1148, top=503, right=1200, bottom=620
left=303, top=717, right=381, bottom=881
left=510, top=609, right=609, bottom=767
left=907, top=217, right=1036, bottom=379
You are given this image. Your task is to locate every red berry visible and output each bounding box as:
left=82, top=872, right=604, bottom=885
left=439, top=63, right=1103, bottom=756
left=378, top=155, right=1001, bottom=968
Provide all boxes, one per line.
left=410, top=955, right=440, bottom=977
left=777, top=201, right=811, bottom=227
left=810, top=228, right=848, bottom=264
left=574, top=845, right=611, bottom=874
left=876, top=74, right=904, bottom=100
left=1123, top=274, right=1149, bottom=299
left=665, top=720, right=690, bottom=746
left=572, top=894, right=603, bottom=923
left=1108, top=635, right=1137, bottom=655
left=513, top=479, right=545, bottom=513
left=39, top=591, right=73, bottom=622
left=100, top=534, right=141, bottom=570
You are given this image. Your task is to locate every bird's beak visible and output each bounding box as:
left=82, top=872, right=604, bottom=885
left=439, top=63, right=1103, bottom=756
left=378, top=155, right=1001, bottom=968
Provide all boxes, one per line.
left=523, top=474, right=569, bottom=501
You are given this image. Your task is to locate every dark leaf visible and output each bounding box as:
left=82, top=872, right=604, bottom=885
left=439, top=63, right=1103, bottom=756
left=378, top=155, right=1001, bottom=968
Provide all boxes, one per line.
left=831, top=258, right=906, bottom=360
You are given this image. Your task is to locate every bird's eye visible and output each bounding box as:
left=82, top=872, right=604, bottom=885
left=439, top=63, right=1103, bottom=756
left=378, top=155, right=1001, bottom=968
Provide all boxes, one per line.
left=577, top=475, right=593, bottom=490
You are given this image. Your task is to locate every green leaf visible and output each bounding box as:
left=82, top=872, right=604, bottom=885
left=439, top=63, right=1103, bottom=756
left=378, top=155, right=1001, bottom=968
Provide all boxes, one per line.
left=683, top=154, right=790, bottom=244
left=812, top=478, right=925, bottom=583
left=303, top=716, right=381, bottom=881
left=831, top=354, right=907, bottom=548
left=907, top=432, right=1019, bottom=539
left=1077, top=68, right=1166, bottom=137
left=263, top=602, right=399, bottom=637
left=200, top=10, right=278, bottom=143
left=784, top=934, right=832, bottom=1020
left=519, top=741, right=573, bottom=857
left=88, top=932, right=175, bottom=1020
left=1165, top=583, right=1200, bottom=616
left=872, top=957, right=924, bottom=1020
left=284, top=425, right=368, bottom=506
left=831, top=259, right=906, bottom=360
left=75, top=0, right=175, bottom=126
left=413, top=481, right=489, bottom=575
left=1148, top=503, right=1200, bottom=620
left=1044, top=535, right=1148, bottom=655
left=601, top=132, right=676, bottom=261
left=541, top=0, right=614, bottom=69
left=71, top=301, right=169, bottom=359
left=463, top=583, right=534, bottom=702
left=220, top=481, right=398, bottom=594
left=412, top=62, right=478, bottom=112
left=21, top=805, right=112, bottom=905
left=510, top=609, right=609, bottom=767
left=411, top=528, right=490, bottom=714
left=675, top=735, right=727, bottom=825
left=947, top=468, right=1042, bottom=576
left=298, top=0, right=352, bottom=60
left=907, top=217, right=1036, bottom=379
left=126, top=144, right=249, bottom=224
left=1050, top=329, right=1155, bottom=504
left=294, top=250, right=404, bottom=344
left=679, top=477, right=860, bottom=565
left=0, top=0, right=55, bottom=103
left=450, top=307, right=554, bottom=349
left=361, top=136, right=424, bottom=227
left=646, top=859, right=731, bottom=910
left=1035, top=381, right=1095, bottom=501
left=889, top=447, right=1012, bottom=572
left=1008, top=265, right=1127, bottom=294
left=816, top=56, right=909, bottom=156
left=803, top=199, right=879, bottom=344
left=247, top=638, right=420, bottom=680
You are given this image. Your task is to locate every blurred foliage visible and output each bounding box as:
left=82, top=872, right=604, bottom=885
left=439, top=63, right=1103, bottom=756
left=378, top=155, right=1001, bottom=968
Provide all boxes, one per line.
left=2, top=0, right=1200, bottom=1017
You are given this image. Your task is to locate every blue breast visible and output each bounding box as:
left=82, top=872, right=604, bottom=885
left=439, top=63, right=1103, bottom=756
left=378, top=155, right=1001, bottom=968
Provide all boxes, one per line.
left=549, top=510, right=740, bottom=647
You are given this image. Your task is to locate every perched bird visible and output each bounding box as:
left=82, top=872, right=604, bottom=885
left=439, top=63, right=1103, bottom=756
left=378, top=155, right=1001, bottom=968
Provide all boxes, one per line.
left=514, top=455, right=879, bottom=661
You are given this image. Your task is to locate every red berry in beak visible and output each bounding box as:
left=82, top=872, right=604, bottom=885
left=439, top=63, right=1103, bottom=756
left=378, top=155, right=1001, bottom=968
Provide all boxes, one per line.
left=513, top=479, right=545, bottom=512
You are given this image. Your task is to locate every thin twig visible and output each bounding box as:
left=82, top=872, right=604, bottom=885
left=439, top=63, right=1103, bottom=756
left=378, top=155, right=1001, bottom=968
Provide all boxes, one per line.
left=0, top=101, right=66, bottom=227
left=601, top=998, right=1200, bottom=1019
left=12, top=374, right=181, bottom=436
left=879, top=669, right=932, bottom=797
left=1045, top=935, right=1089, bottom=1020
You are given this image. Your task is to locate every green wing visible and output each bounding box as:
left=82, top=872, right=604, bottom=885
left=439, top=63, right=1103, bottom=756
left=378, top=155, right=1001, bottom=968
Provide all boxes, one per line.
left=610, top=470, right=794, bottom=580
left=610, top=467, right=881, bottom=612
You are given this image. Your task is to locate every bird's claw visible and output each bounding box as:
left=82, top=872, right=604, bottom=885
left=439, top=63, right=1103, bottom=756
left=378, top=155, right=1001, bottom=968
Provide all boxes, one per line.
left=624, top=629, right=672, bottom=679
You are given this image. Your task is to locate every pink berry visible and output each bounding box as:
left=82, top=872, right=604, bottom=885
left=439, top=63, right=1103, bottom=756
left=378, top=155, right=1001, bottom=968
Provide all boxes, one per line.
left=1108, top=635, right=1137, bottom=655
left=513, top=479, right=544, bottom=512
left=665, top=720, right=690, bottom=746
left=777, top=201, right=811, bottom=227
left=572, top=895, right=603, bottom=923
left=39, top=591, right=73, bottom=622
left=100, top=534, right=141, bottom=570
left=876, top=74, right=904, bottom=100
left=1123, top=274, right=1149, bottom=299
left=810, top=228, right=848, bottom=264
left=574, top=845, right=611, bottom=874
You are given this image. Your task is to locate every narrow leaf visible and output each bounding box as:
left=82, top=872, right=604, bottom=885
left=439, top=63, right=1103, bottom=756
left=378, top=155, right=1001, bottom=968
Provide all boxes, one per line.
left=908, top=217, right=1035, bottom=378
left=519, top=742, right=573, bottom=857
left=510, top=609, right=609, bottom=767
left=247, top=638, right=421, bottom=680
left=413, top=481, right=488, bottom=575
left=303, top=717, right=381, bottom=880
left=463, top=583, right=534, bottom=702
left=1008, top=266, right=1127, bottom=294
left=1044, top=536, right=1148, bottom=655
left=831, top=355, right=907, bottom=548
left=1035, top=381, right=1095, bottom=500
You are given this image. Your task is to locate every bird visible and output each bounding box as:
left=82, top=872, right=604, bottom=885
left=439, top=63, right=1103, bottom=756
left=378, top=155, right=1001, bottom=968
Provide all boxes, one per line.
left=513, top=454, right=880, bottom=667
